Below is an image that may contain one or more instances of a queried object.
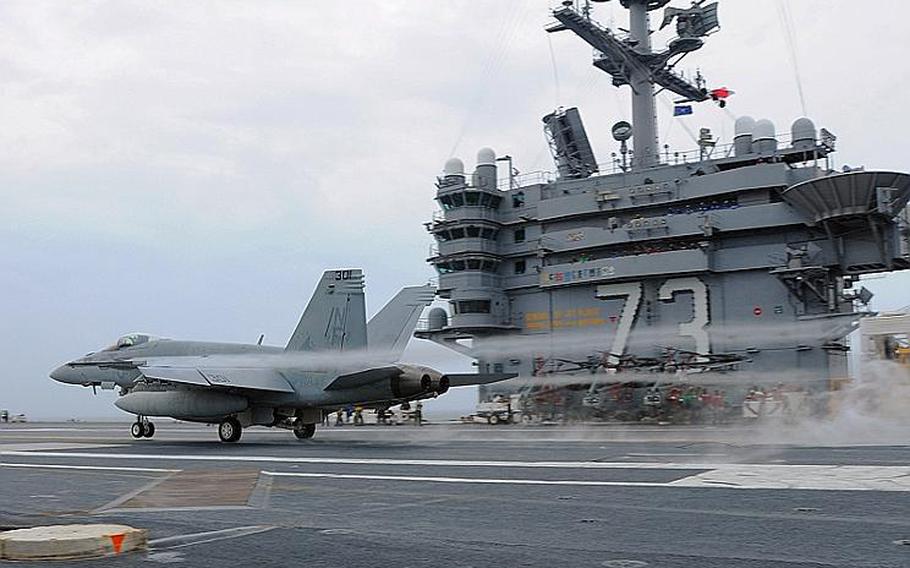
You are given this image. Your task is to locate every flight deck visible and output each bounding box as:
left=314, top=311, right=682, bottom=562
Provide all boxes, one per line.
left=2, top=422, right=908, bottom=567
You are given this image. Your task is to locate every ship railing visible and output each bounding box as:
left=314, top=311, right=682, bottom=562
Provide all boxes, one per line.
left=497, top=170, right=555, bottom=190
left=493, top=131, right=815, bottom=189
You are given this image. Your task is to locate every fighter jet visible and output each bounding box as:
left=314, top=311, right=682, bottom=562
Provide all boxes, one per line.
left=50, top=269, right=514, bottom=442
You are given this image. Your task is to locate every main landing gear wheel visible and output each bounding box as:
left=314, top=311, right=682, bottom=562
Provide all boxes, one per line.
left=131, top=418, right=155, bottom=439
left=218, top=417, right=242, bottom=443
left=294, top=422, right=316, bottom=440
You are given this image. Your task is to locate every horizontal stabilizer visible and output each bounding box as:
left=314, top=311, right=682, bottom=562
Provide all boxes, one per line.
left=139, top=366, right=295, bottom=393
left=323, top=366, right=401, bottom=391
left=442, top=373, right=518, bottom=388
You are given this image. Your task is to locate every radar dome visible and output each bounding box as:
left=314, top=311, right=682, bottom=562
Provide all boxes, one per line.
left=753, top=119, right=775, bottom=140
left=734, top=116, right=755, bottom=137
left=733, top=116, right=755, bottom=156
left=476, top=147, right=497, bottom=166
left=443, top=157, right=465, bottom=177
left=427, top=307, right=448, bottom=331
left=752, top=119, right=777, bottom=154
left=791, top=117, right=817, bottom=150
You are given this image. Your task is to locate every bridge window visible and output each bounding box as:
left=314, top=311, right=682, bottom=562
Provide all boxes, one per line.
left=434, top=258, right=500, bottom=274
left=514, top=228, right=526, bottom=243
left=512, top=191, right=525, bottom=208
left=514, top=260, right=527, bottom=274
left=456, top=300, right=491, bottom=314
left=438, top=190, right=502, bottom=211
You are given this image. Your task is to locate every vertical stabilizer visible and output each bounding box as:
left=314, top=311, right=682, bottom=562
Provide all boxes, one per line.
left=286, top=269, right=367, bottom=352
left=367, top=285, right=436, bottom=360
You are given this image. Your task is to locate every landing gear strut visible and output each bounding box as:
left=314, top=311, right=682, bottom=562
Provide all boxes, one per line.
left=218, top=417, right=242, bottom=443
left=293, top=422, right=316, bottom=440
left=130, top=417, right=155, bottom=439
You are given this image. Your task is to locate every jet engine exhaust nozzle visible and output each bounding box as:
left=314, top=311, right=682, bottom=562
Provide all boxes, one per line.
left=391, top=365, right=447, bottom=398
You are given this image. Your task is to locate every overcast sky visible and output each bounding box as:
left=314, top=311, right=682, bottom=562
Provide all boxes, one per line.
left=2, top=1, right=909, bottom=420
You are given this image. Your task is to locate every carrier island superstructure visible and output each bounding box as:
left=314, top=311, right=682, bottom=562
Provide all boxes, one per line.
left=416, top=0, right=910, bottom=408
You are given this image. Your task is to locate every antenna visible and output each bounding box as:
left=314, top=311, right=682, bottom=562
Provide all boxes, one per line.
left=543, top=108, right=599, bottom=179
left=547, top=0, right=720, bottom=170
left=612, top=121, right=633, bottom=171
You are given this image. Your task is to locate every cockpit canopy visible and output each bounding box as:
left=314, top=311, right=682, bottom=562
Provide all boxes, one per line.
left=102, top=333, right=158, bottom=352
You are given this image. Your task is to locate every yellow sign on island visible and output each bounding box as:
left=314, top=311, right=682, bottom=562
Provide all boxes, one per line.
left=524, top=307, right=606, bottom=330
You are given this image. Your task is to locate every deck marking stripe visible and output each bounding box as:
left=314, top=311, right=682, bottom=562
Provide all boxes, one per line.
left=100, top=505, right=253, bottom=514
left=0, top=462, right=178, bottom=473
left=5, top=450, right=910, bottom=476
left=0, top=450, right=735, bottom=469
left=5, top=452, right=910, bottom=491
left=92, top=471, right=179, bottom=513
left=149, top=525, right=275, bottom=549
left=262, top=470, right=670, bottom=487
left=263, top=470, right=910, bottom=491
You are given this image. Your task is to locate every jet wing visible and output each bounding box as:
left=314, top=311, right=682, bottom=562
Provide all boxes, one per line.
left=139, top=365, right=296, bottom=393
left=442, top=373, right=518, bottom=387
left=323, top=366, right=401, bottom=391
left=323, top=369, right=518, bottom=391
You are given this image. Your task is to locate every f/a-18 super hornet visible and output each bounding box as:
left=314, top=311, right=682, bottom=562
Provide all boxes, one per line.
left=50, top=269, right=514, bottom=442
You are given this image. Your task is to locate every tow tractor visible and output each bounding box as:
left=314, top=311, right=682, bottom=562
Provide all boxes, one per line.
left=463, top=395, right=521, bottom=425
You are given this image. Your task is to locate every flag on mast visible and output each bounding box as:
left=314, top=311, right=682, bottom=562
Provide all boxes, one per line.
left=674, top=105, right=694, bottom=116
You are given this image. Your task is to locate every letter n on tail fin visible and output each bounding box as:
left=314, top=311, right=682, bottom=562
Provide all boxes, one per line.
left=367, top=284, right=436, bottom=361
left=286, top=269, right=367, bottom=352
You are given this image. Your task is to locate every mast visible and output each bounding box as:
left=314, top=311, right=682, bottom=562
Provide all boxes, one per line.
left=548, top=0, right=720, bottom=171
left=627, top=0, right=660, bottom=168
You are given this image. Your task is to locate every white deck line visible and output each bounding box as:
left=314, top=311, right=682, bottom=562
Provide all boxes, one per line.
left=0, top=462, right=178, bottom=473
left=5, top=451, right=910, bottom=492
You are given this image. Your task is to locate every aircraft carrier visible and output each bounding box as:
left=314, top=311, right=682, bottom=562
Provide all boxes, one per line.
left=417, top=0, right=910, bottom=414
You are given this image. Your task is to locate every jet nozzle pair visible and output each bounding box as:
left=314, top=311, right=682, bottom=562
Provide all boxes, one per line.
left=393, top=364, right=448, bottom=398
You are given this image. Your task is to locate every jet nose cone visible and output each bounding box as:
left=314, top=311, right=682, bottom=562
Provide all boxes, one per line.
left=50, top=363, right=82, bottom=385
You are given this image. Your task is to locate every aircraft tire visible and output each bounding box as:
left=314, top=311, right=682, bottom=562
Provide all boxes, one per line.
left=142, top=422, right=156, bottom=438
left=130, top=422, right=145, bottom=439
left=294, top=423, right=316, bottom=440
left=218, top=418, right=242, bottom=443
